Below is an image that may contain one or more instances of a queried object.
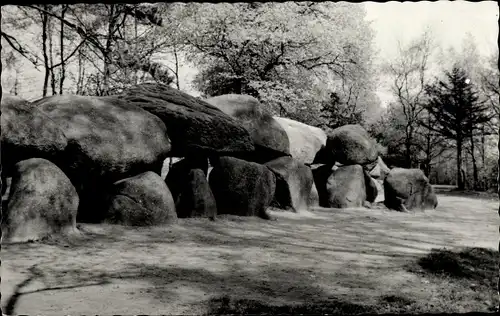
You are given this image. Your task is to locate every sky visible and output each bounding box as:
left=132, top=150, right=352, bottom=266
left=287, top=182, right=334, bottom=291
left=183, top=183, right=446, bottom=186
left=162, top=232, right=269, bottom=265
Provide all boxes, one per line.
left=364, top=1, right=498, bottom=106
left=1, top=1, right=499, bottom=103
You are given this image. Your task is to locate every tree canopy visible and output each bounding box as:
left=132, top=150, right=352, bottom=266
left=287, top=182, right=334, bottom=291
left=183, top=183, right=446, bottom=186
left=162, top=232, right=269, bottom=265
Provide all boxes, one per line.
left=175, top=2, right=379, bottom=123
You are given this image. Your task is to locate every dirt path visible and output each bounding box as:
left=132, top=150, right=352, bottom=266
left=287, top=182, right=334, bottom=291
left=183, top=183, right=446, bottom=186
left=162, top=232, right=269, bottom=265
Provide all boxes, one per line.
left=1, top=194, right=498, bottom=315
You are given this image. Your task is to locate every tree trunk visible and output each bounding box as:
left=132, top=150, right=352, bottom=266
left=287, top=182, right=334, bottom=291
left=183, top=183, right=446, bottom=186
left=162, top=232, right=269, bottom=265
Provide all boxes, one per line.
left=405, top=124, right=413, bottom=168
left=48, top=20, right=57, bottom=95
left=134, top=8, right=138, bottom=85
left=59, top=4, right=68, bottom=94
left=173, top=45, right=180, bottom=90
left=76, top=50, right=84, bottom=94
left=424, top=125, right=432, bottom=177
left=480, top=125, right=486, bottom=189
left=41, top=7, right=50, bottom=97
left=481, top=125, right=486, bottom=166
left=102, top=58, right=111, bottom=96
left=456, top=137, right=464, bottom=190
left=424, top=159, right=431, bottom=178
left=102, top=4, right=116, bottom=96
left=469, top=135, right=479, bottom=190
left=405, top=139, right=412, bottom=168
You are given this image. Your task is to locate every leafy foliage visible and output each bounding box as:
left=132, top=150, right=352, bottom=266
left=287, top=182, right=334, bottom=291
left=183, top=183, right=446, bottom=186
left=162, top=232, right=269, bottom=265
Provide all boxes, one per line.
left=178, top=2, right=379, bottom=122
left=320, top=92, right=364, bottom=130
left=423, top=66, right=494, bottom=189
left=424, top=67, right=492, bottom=140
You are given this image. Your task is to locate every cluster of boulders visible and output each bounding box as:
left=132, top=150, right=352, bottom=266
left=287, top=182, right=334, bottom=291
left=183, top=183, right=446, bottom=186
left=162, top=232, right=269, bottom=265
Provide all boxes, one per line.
left=1, top=85, right=438, bottom=243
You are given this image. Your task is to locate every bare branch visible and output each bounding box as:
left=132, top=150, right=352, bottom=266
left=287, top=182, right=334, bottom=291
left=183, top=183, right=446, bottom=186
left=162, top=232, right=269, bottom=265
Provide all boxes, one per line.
left=50, top=39, right=87, bottom=70
left=26, top=5, right=106, bottom=54
left=1, top=31, right=40, bottom=69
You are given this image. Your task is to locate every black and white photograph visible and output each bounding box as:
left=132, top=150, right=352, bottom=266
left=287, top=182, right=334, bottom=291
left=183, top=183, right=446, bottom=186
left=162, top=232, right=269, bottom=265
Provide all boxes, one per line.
left=0, top=1, right=499, bottom=314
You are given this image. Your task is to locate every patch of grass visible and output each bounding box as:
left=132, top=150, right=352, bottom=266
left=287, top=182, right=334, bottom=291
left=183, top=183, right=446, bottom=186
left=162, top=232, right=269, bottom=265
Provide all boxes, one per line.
left=209, top=247, right=499, bottom=315
left=410, top=247, right=498, bottom=287
left=406, top=247, right=498, bottom=312
left=206, top=296, right=371, bottom=315
left=205, top=294, right=422, bottom=315
left=379, top=294, right=414, bottom=305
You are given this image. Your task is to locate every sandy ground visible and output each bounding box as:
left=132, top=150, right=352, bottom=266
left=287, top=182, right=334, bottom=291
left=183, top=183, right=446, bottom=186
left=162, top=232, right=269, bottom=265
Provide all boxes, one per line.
left=1, top=194, right=498, bottom=315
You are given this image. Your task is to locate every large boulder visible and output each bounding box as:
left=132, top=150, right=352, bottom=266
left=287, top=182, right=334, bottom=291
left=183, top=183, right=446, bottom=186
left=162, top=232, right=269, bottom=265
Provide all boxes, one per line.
left=1, top=93, right=27, bottom=106
left=116, top=84, right=255, bottom=156
left=105, top=171, right=177, bottom=226
left=265, top=156, right=313, bottom=212
left=165, top=157, right=209, bottom=202
left=384, top=168, right=438, bottom=212
left=313, top=164, right=366, bottom=208
left=206, top=94, right=290, bottom=162
left=368, top=156, right=391, bottom=180
left=311, top=164, right=334, bottom=207
left=176, top=169, right=217, bottom=219
left=3, top=158, right=79, bottom=243
left=363, top=170, right=378, bottom=203
left=314, top=124, right=378, bottom=166
left=33, top=94, right=171, bottom=180
left=274, top=116, right=327, bottom=165
left=1, top=94, right=68, bottom=176
left=209, top=156, right=276, bottom=219
left=32, top=94, right=172, bottom=220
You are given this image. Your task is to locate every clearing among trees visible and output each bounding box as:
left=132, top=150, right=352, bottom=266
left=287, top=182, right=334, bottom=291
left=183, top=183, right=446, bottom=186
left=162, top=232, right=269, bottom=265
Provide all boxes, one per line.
left=1, top=193, right=497, bottom=315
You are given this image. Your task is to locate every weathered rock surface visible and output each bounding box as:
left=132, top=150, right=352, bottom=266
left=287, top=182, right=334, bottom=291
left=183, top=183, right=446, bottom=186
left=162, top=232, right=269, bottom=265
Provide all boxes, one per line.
left=33, top=94, right=171, bottom=181
left=326, top=165, right=367, bottom=208
left=311, top=164, right=334, bottom=207
left=206, top=94, right=289, bottom=162
left=209, top=156, right=275, bottom=219
left=165, top=157, right=209, bottom=202
left=265, top=156, right=313, bottom=212
left=384, top=168, right=438, bottom=212
left=176, top=169, right=217, bottom=219
left=274, top=116, right=327, bottom=165
left=116, top=84, right=255, bottom=156
left=313, top=164, right=367, bottom=208
left=315, top=124, right=378, bottom=166
left=106, top=171, right=177, bottom=226
left=32, top=94, right=172, bottom=220
left=1, top=94, right=67, bottom=176
left=3, top=158, right=79, bottom=243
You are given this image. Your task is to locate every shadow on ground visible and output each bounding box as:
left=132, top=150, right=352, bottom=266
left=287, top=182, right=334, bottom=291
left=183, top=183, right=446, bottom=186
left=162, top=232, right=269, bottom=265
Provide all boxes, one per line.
left=205, top=294, right=417, bottom=315
left=204, top=247, right=499, bottom=315
left=2, top=194, right=498, bottom=314
left=408, top=247, right=498, bottom=288
left=2, top=261, right=110, bottom=315
left=406, top=247, right=498, bottom=313
left=2, top=258, right=420, bottom=315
